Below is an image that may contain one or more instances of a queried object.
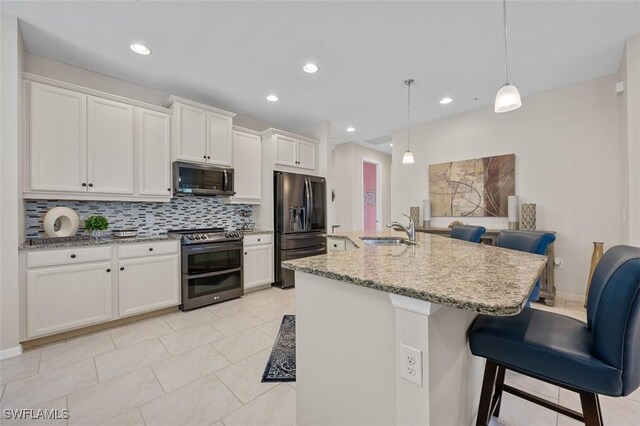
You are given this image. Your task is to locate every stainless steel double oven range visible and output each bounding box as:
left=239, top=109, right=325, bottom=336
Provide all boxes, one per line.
left=169, top=228, right=243, bottom=311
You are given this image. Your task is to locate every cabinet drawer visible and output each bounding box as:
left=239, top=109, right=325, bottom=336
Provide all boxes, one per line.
left=118, top=241, right=179, bottom=259
left=27, top=246, right=112, bottom=268
left=244, top=234, right=273, bottom=246
left=327, top=238, right=347, bottom=252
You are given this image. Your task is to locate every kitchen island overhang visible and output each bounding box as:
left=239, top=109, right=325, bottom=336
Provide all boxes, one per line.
left=283, top=231, right=547, bottom=426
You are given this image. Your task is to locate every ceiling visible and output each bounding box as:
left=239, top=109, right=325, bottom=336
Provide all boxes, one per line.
left=2, top=1, right=639, bottom=154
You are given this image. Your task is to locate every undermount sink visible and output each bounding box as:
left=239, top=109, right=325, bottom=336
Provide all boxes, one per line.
left=360, top=237, right=408, bottom=246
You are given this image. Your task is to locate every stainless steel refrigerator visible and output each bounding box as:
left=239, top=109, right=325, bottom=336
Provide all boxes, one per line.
left=274, top=171, right=327, bottom=288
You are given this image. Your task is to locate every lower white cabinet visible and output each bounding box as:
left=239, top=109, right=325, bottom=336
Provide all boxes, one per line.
left=118, top=255, right=180, bottom=317
left=243, top=235, right=274, bottom=291
left=23, top=240, right=181, bottom=340
left=26, top=261, right=113, bottom=338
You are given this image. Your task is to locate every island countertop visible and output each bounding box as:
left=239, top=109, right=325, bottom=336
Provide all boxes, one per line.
left=282, top=230, right=547, bottom=316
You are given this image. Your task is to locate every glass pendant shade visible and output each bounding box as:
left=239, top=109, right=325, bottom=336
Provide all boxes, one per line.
left=402, top=150, right=415, bottom=164
left=494, top=83, right=522, bottom=113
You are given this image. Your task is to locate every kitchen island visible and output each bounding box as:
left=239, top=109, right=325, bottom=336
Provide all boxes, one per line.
left=282, top=230, right=547, bottom=426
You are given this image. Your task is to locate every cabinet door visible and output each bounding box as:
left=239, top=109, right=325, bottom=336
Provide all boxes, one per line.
left=297, top=140, right=316, bottom=170
left=232, top=131, right=262, bottom=202
left=87, top=96, right=134, bottom=194
left=118, top=255, right=180, bottom=317
left=138, top=108, right=171, bottom=196
left=176, top=103, right=207, bottom=163
left=274, top=134, right=298, bottom=167
left=29, top=83, right=87, bottom=192
left=207, top=112, right=233, bottom=167
left=26, top=262, right=113, bottom=338
left=244, top=244, right=274, bottom=290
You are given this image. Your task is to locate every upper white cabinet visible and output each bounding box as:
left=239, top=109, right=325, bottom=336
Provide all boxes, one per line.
left=275, top=134, right=298, bottom=168
left=296, top=139, right=316, bottom=170
left=267, top=129, right=318, bottom=173
left=87, top=96, right=134, bottom=194
left=29, top=83, right=87, bottom=193
left=166, top=96, right=235, bottom=167
left=138, top=108, right=171, bottom=196
left=174, top=102, right=207, bottom=163
left=208, top=112, right=233, bottom=167
left=24, top=76, right=173, bottom=202
left=229, top=129, right=262, bottom=204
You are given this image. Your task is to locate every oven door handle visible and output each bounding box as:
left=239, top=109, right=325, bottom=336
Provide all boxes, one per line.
left=184, top=242, right=243, bottom=254
left=185, top=267, right=242, bottom=280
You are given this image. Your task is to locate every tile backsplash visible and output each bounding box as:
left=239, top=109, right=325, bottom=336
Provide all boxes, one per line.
left=25, top=195, right=252, bottom=238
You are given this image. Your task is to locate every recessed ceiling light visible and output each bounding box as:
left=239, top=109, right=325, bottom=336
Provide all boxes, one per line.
left=266, top=95, right=279, bottom=102
left=303, top=63, right=319, bottom=73
left=439, top=97, right=453, bottom=104
left=130, top=43, right=151, bottom=55
left=390, top=143, right=393, bottom=147
left=346, top=127, right=355, bottom=132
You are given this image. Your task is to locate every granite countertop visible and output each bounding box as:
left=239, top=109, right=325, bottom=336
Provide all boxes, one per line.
left=282, top=230, right=547, bottom=316
left=20, top=234, right=181, bottom=250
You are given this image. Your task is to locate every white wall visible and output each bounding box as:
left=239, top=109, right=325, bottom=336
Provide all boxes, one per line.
left=391, top=74, right=623, bottom=298
left=334, top=143, right=391, bottom=231
left=1, top=14, right=24, bottom=355
left=623, top=35, right=640, bottom=246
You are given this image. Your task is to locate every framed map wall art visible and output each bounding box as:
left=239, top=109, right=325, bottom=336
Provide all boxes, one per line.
left=429, top=153, right=515, bottom=217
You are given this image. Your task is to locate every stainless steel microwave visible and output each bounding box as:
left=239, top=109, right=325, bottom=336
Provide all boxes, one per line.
left=173, top=162, right=235, bottom=196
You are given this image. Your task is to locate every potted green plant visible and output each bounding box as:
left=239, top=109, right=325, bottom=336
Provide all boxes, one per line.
left=84, top=215, right=109, bottom=239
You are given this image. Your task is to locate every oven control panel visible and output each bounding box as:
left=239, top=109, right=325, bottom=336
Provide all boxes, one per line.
left=183, top=231, right=242, bottom=244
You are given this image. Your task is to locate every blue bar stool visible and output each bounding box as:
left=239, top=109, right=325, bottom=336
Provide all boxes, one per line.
left=497, top=230, right=556, bottom=305
left=469, top=245, right=640, bottom=426
left=450, top=225, right=487, bottom=243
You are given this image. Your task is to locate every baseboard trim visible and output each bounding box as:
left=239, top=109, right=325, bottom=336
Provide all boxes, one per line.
left=0, top=345, right=23, bottom=360
left=556, top=292, right=584, bottom=303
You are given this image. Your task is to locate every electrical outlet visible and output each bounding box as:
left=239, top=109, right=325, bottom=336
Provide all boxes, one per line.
left=400, top=343, right=423, bottom=386
left=554, top=257, right=563, bottom=269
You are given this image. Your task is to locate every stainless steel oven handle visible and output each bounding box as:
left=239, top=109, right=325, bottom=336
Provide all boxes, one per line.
left=185, top=267, right=242, bottom=280
left=183, top=242, right=243, bottom=254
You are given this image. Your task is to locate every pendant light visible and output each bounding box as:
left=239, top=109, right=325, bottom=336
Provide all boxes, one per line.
left=495, top=0, right=522, bottom=113
left=402, top=79, right=415, bottom=164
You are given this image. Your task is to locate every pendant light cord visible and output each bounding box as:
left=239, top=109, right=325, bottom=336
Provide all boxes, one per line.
left=503, top=0, right=509, bottom=84
left=407, top=81, right=411, bottom=151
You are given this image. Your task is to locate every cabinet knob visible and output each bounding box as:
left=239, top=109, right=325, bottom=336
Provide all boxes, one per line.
left=82, top=183, right=87, bottom=187
left=207, top=156, right=211, bottom=159
left=120, top=267, right=125, bottom=271
left=106, top=268, right=111, bottom=272
left=257, top=238, right=261, bottom=242
left=88, top=183, right=94, bottom=187
left=203, top=155, right=207, bottom=159
left=244, top=252, right=247, bottom=255
left=167, top=188, right=171, bottom=192
left=149, top=247, right=154, bottom=252
left=70, top=254, right=76, bottom=258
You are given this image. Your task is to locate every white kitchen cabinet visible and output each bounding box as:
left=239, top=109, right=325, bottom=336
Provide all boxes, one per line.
left=167, top=97, right=235, bottom=166
left=244, top=235, right=274, bottom=291
left=230, top=130, right=262, bottom=204
left=207, top=112, right=233, bottom=167
left=26, top=261, right=113, bottom=338
left=87, top=96, right=134, bottom=194
left=275, top=134, right=298, bottom=168
left=25, top=77, right=173, bottom=202
left=29, top=82, right=87, bottom=193
left=296, top=139, right=316, bottom=170
left=175, top=102, right=207, bottom=163
left=327, top=237, right=347, bottom=252
left=270, top=130, right=318, bottom=172
left=138, top=108, right=171, bottom=196
left=118, top=254, right=180, bottom=317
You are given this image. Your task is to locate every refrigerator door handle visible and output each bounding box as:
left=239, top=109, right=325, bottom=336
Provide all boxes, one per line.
left=304, top=178, right=312, bottom=231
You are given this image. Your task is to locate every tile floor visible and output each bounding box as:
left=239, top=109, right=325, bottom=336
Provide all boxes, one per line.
left=1, top=288, right=638, bottom=425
